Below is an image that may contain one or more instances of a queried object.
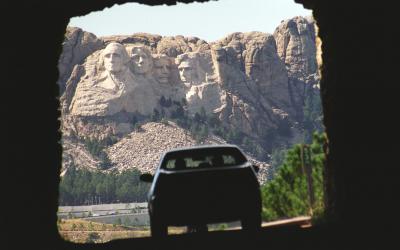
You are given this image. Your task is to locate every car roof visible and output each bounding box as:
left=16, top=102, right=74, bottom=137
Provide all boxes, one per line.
left=160, top=144, right=247, bottom=161
left=163, top=144, right=242, bottom=154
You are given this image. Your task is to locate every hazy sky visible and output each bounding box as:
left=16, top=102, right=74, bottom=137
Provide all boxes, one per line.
left=69, top=0, right=312, bottom=42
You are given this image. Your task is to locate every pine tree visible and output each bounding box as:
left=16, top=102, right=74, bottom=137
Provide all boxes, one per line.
left=199, top=106, right=207, bottom=122
left=116, top=218, right=122, bottom=225
left=261, top=132, right=326, bottom=221
left=59, top=168, right=149, bottom=206
left=181, top=98, right=188, bottom=106
left=165, top=97, right=172, bottom=107
left=159, top=96, right=166, bottom=107
left=151, top=109, right=160, bottom=122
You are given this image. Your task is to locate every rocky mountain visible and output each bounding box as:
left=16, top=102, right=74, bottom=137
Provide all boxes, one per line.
left=58, top=16, right=320, bottom=183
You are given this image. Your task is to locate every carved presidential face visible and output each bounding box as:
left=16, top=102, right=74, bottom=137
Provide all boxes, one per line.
left=153, top=56, right=171, bottom=84
left=102, top=43, right=128, bottom=74
left=130, top=47, right=153, bottom=74
left=178, top=60, right=196, bottom=83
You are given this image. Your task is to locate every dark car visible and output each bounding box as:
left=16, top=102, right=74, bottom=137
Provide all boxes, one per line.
left=140, top=144, right=262, bottom=237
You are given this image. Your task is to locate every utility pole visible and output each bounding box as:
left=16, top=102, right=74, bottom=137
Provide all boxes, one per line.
left=300, top=144, right=315, bottom=216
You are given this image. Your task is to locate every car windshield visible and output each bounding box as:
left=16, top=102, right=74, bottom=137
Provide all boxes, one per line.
left=161, top=147, right=247, bottom=170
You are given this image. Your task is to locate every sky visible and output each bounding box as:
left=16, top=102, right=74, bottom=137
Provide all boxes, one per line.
left=68, top=0, right=312, bottom=42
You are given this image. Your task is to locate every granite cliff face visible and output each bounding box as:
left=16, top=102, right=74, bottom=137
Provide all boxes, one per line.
left=274, top=16, right=320, bottom=120
left=58, top=16, right=320, bottom=182
left=58, top=27, right=104, bottom=93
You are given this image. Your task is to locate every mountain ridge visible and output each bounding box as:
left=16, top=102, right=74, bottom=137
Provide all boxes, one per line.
left=58, top=15, right=321, bottom=184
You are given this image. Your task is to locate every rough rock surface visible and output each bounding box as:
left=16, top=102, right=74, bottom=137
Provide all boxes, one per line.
left=59, top=16, right=319, bottom=179
left=207, top=31, right=294, bottom=140
left=105, top=121, right=270, bottom=183
left=274, top=16, right=318, bottom=82
left=274, top=16, right=320, bottom=119
left=61, top=139, right=100, bottom=174
left=58, top=27, right=104, bottom=93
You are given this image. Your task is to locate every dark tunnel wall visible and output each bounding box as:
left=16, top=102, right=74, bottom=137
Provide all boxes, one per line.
left=308, top=1, right=400, bottom=226
left=3, top=1, right=399, bottom=249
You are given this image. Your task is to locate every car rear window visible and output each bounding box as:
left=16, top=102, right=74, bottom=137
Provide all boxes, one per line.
left=161, top=147, right=247, bottom=170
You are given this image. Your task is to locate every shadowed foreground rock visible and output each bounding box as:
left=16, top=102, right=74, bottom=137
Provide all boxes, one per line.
left=4, top=1, right=400, bottom=250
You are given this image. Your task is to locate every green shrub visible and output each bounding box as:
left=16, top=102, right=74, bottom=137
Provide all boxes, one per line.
left=86, top=232, right=100, bottom=243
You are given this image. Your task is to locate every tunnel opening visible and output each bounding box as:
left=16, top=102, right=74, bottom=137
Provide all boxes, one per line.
left=56, top=0, right=326, bottom=243
left=7, top=1, right=400, bottom=250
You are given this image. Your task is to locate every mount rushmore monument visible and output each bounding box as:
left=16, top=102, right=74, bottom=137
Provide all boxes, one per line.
left=59, top=16, right=321, bottom=181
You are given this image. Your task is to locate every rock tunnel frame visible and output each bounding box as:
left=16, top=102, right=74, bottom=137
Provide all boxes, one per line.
left=7, top=0, right=399, bottom=249
left=56, top=0, right=320, bottom=240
